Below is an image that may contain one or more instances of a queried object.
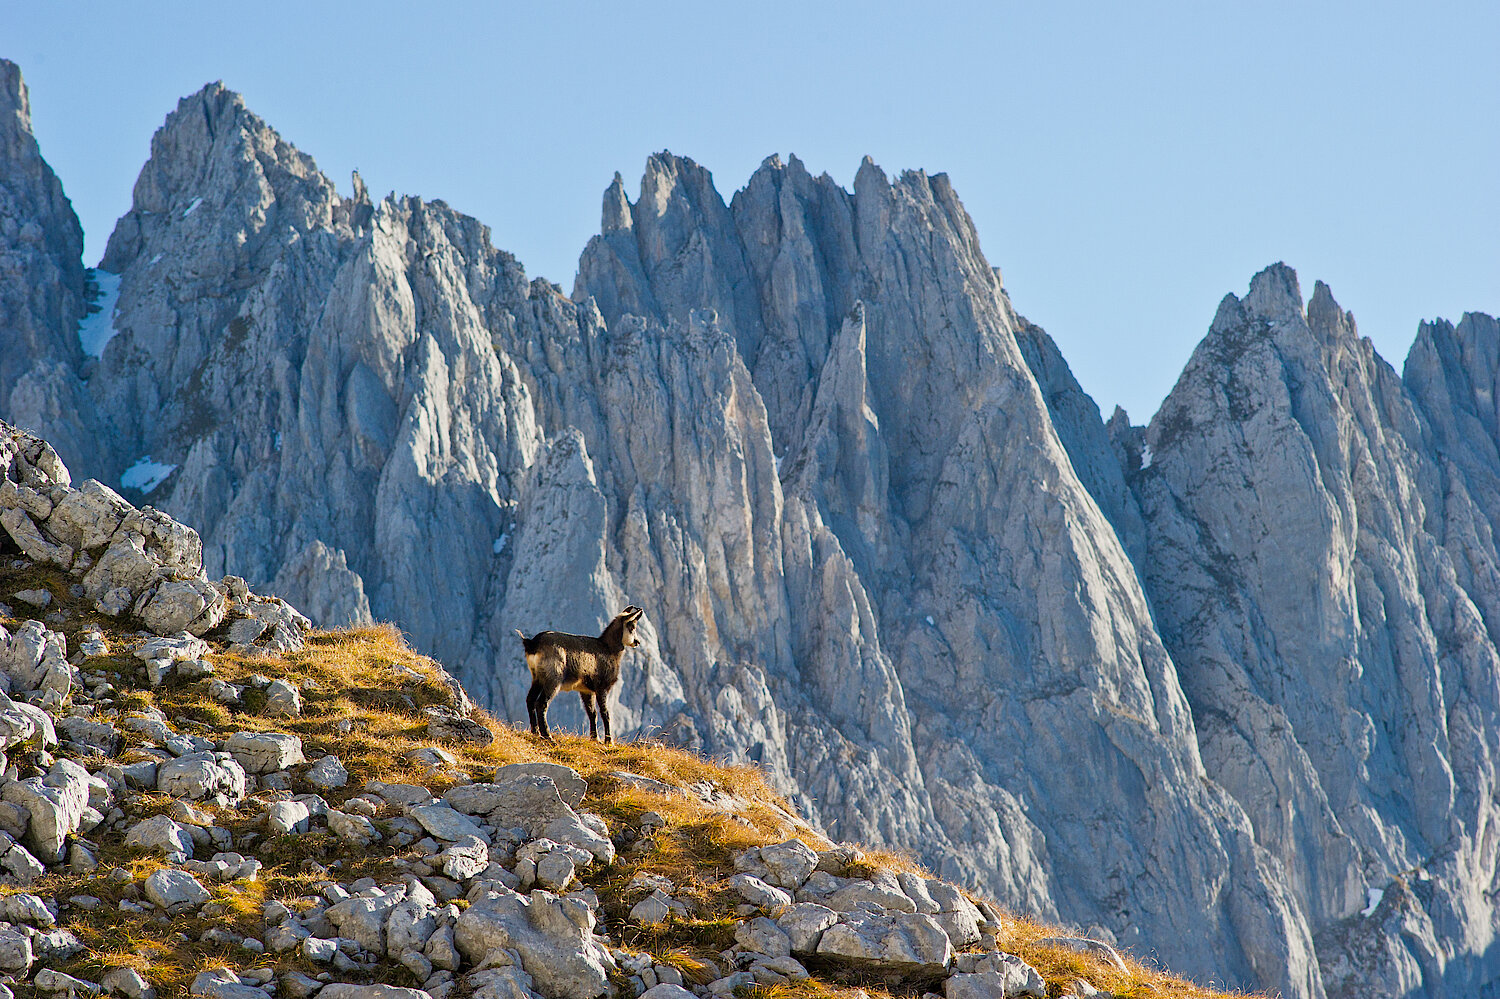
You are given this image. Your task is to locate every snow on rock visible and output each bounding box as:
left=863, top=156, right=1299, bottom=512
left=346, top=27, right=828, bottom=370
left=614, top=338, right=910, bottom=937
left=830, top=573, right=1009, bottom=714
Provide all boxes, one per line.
left=77, top=270, right=122, bottom=358
left=119, top=456, right=176, bottom=495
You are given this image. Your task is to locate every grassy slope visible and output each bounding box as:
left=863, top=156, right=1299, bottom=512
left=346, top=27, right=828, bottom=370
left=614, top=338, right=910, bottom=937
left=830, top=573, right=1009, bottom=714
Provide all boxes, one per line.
left=0, top=563, right=1256, bottom=999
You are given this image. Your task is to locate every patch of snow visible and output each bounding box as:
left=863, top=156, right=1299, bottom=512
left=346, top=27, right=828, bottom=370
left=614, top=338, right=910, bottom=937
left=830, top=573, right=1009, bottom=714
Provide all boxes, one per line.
left=862, top=401, right=880, bottom=430
left=149, top=253, right=163, bottom=266
left=183, top=197, right=203, bottom=218
left=774, top=452, right=784, bottom=476
left=77, top=270, right=123, bottom=358
left=273, top=432, right=282, bottom=452
left=1139, top=444, right=1154, bottom=470
left=492, top=533, right=509, bottom=555
left=120, top=457, right=177, bottom=495
left=925, top=615, right=935, bottom=626
left=1361, top=887, right=1384, bottom=917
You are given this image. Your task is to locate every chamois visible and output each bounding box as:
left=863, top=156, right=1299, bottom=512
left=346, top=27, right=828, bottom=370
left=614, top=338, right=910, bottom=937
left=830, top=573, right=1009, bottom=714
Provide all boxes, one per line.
left=513, top=606, right=644, bottom=742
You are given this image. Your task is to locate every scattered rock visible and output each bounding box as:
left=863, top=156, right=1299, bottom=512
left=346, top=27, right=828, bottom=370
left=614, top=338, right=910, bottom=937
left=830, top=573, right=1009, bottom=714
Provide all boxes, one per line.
left=56, top=715, right=121, bottom=755
left=404, top=746, right=457, bottom=773
left=0, top=833, right=46, bottom=883
left=731, top=873, right=792, bottom=909
left=817, top=907, right=952, bottom=972
left=438, top=836, right=489, bottom=881
left=100, top=966, right=156, bottom=999
left=124, top=814, right=195, bottom=859
left=34, top=969, right=101, bottom=995
left=278, top=973, right=321, bottom=999
left=629, top=888, right=685, bottom=924
left=367, top=781, right=435, bottom=806
left=1033, top=936, right=1130, bottom=974
left=945, top=956, right=1047, bottom=999
left=327, top=886, right=408, bottom=954
left=225, top=731, right=305, bottom=773
left=494, top=762, right=588, bottom=807
left=329, top=809, right=381, bottom=846
left=144, top=869, right=210, bottom=910
left=306, top=754, right=349, bottom=789
left=263, top=678, right=302, bottom=717
left=133, top=634, right=211, bottom=663
left=265, top=799, right=314, bottom=835
left=4, top=757, right=91, bottom=861
left=424, top=706, right=492, bottom=746
left=408, top=804, right=487, bottom=844
left=735, top=839, right=818, bottom=890
left=318, top=986, right=433, bottom=999
left=776, top=902, right=840, bottom=955
left=177, top=658, right=215, bottom=680
left=224, top=618, right=267, bottom=646
left=736, top=915, right=793, bottom=957
left=827, top=872, right=918, bottom=913
left=0, top=925, right=31, bottom=974
left=456, top=887, right=617, bottom=999
left=639, top=986, right=695, bottom=999
left=11, top=589, right=51, bottom=608
left=156, top=751, right=247, bottom=803
left=188, top=968, right=265, bottom=999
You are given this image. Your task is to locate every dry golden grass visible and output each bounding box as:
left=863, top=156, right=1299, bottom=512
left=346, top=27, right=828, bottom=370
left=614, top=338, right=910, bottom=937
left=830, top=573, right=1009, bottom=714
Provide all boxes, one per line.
left=993, top=911, right=1268, bottom=998
left=0, top=562, right=1256, bottom=999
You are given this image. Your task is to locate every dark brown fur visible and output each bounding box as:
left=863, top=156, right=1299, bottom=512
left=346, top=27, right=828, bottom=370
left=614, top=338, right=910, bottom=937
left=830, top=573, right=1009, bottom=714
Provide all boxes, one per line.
left=513, top=606, right=643, bottom=742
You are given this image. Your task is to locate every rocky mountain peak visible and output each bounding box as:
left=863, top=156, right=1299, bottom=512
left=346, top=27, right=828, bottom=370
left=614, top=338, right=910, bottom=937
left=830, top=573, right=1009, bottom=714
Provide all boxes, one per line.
left=0, top=58, right=88, bottom=462
left=101, top=80, right=339, bottom=274
left=1242, top=259, right=1305, bottom=322
left=1406, top=311, right=1500, bottom=445
left=853, top=154, right=886, bottom=195
left=0, top=59, right=34, bottom=142
left=600, top=171, right=631, bottom=233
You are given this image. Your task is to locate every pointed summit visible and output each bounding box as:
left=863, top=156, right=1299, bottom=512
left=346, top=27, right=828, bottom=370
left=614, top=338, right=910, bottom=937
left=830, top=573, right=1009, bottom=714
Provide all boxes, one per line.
left=601, top=171, right=631, bottom=233
left=101, top=80, right=337, bottom=273
left=1244, top=261, right=1304, bottom=323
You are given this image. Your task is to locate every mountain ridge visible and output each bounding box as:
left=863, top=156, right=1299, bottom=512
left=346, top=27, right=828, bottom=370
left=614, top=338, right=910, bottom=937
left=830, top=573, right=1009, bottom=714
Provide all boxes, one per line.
left=4, top=60, right=1500, bottom=998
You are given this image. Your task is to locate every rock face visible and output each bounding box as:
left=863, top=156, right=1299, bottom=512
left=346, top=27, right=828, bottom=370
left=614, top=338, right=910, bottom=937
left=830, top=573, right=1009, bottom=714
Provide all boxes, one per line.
left=1125, top=270, right=1500, bottom=997
left=0, top=60, right=97, bottom=471
left=4, top=57, right=1500, bottom=998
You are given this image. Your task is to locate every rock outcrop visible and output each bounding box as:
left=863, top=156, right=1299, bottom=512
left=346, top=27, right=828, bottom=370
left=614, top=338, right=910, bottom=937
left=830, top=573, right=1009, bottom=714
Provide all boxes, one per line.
left=3, top=57, right=1500, bottom=997
left=0, top=419, right=306, bottom=654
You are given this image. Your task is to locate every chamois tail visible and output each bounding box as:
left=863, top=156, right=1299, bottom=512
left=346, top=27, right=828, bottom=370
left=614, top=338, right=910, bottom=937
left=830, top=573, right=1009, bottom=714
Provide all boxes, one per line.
left=514, top=629, right=542, bottom=656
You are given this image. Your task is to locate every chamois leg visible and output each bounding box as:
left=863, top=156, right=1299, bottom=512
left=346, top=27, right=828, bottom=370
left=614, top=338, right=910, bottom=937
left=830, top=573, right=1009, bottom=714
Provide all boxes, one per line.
left=525, top=680, right=544, bottom=736
left=580, top=692, right=598, bottom=740
left=537, top=681, right=560, bottom=741
left=598, top=695, right=612, bottom=745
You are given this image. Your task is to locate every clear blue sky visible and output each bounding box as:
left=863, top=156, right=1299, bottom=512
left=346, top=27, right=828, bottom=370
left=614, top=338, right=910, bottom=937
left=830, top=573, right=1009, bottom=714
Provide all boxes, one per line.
left=7, top=1, right=1496, bottom=423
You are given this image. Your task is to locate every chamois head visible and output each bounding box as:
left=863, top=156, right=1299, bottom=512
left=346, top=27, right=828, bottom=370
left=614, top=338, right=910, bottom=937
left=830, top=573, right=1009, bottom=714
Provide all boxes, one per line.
left=613, top=605, right=644, bottom=648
